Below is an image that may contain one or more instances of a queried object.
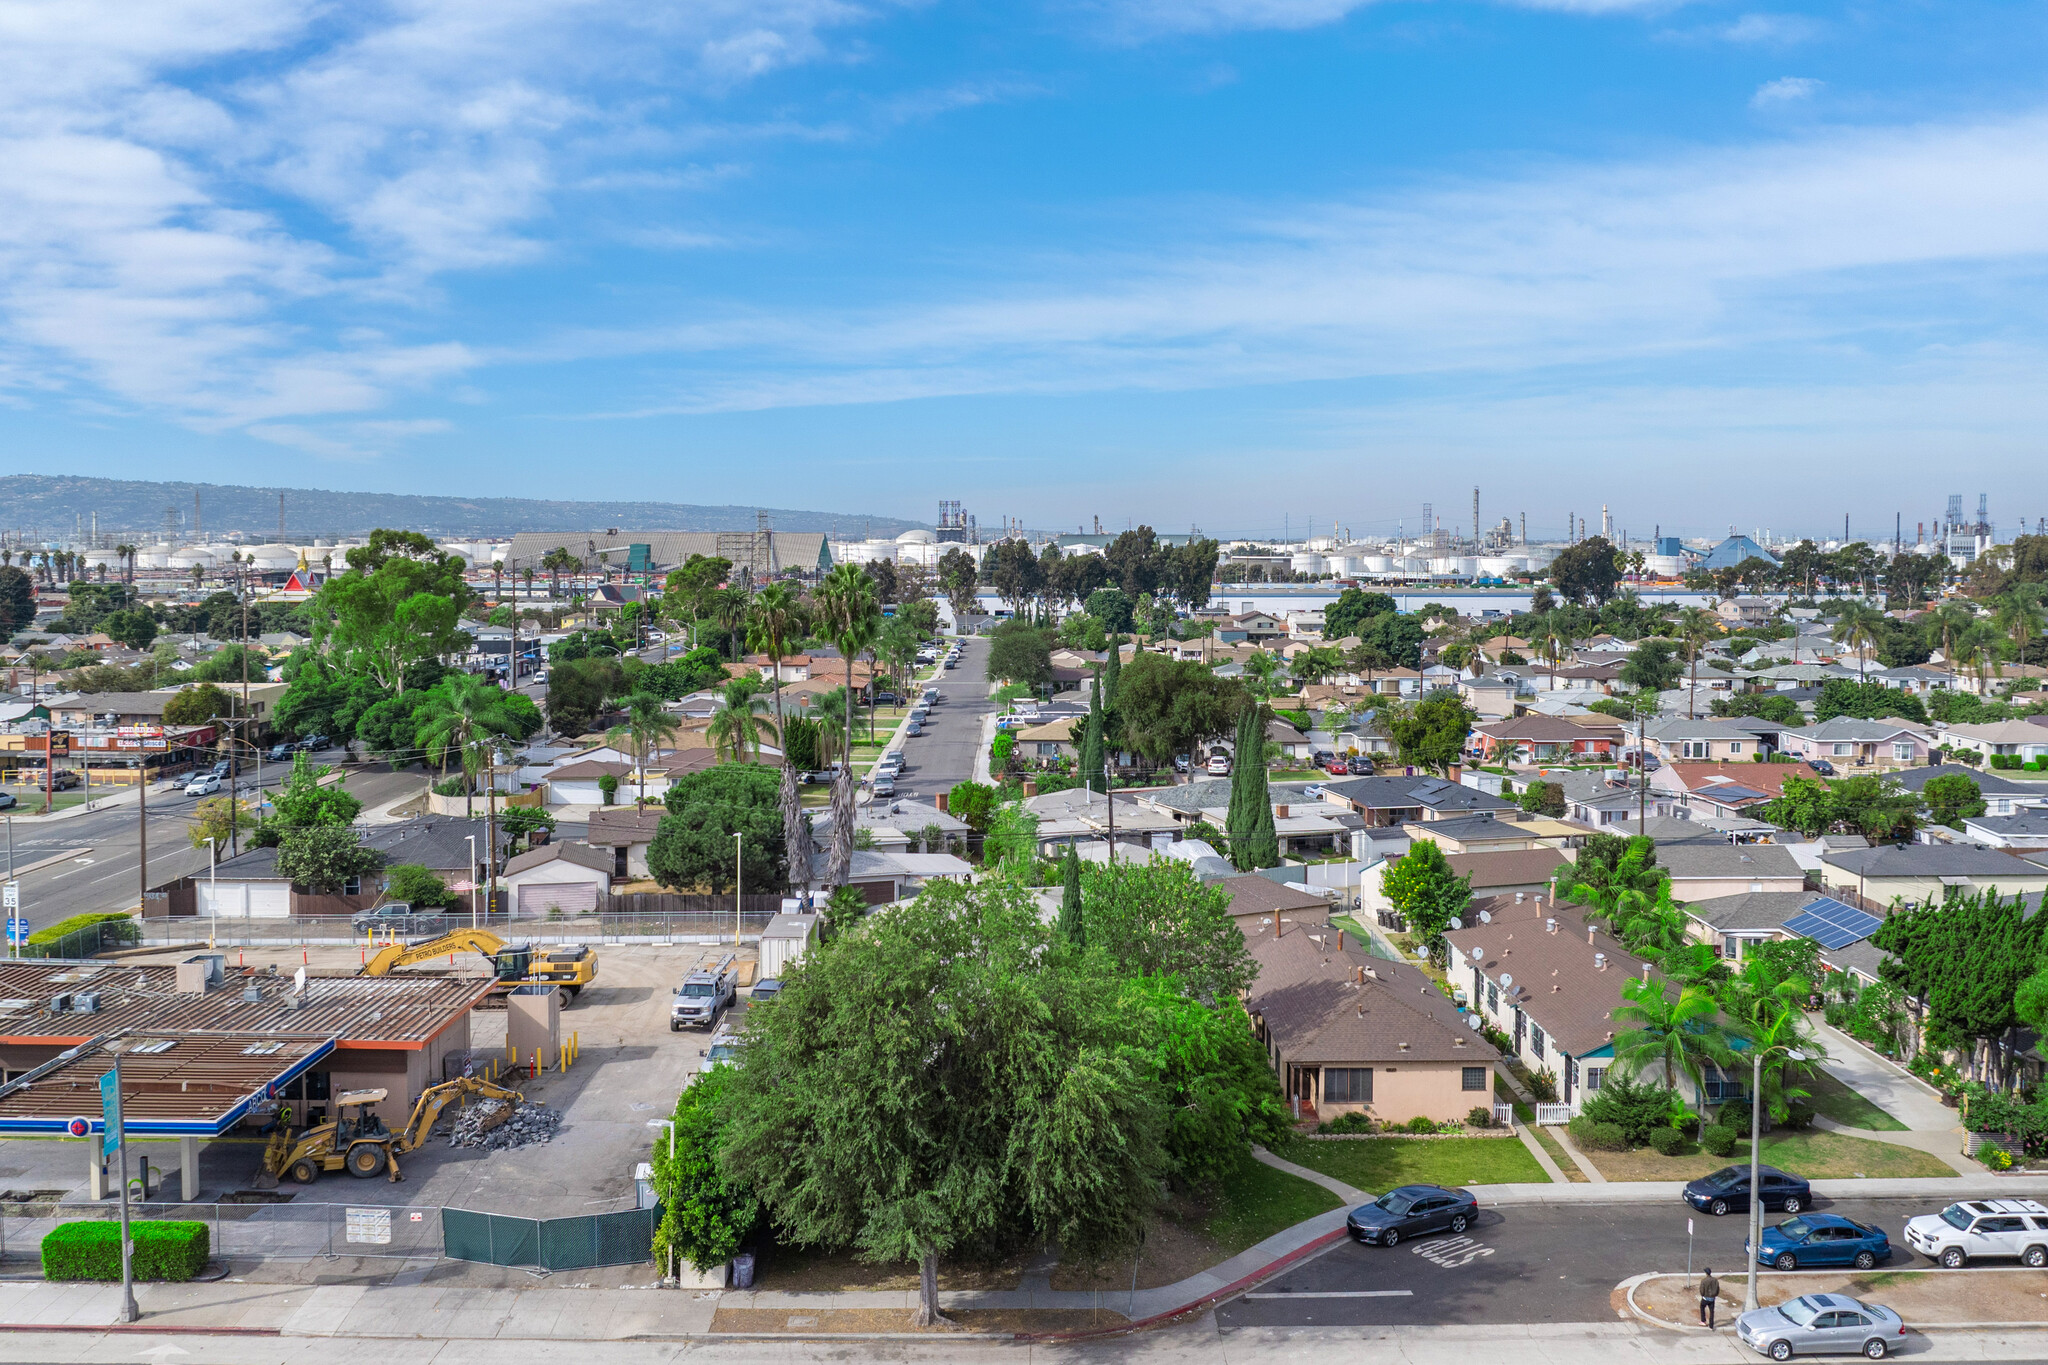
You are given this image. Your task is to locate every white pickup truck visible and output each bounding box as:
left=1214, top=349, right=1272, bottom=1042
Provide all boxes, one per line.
left=1903, top=1198, right=2048, bottom=1267
left=671, top=954, right=738, bottom=1031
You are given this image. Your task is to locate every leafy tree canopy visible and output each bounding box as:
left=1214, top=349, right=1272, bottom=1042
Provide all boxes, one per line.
left=648, top=762, right=788, bottom=893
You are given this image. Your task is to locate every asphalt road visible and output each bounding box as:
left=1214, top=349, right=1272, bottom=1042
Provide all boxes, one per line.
left=870, top=636, right=988, bottom=807
left=0, top=756, right=426, bottom=925
left=1217, top=1195, right=2000, bottom=1330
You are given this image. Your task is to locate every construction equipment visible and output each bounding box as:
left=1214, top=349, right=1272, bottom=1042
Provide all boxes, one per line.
left=261, top=1076, right=525, bottom=1185
left=358, top=928, right=598, bottom=1002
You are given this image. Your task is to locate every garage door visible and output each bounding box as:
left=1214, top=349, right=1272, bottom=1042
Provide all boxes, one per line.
left=517, top=881, right=601, bottom=916
left=197, top=882, right=293, bottom=919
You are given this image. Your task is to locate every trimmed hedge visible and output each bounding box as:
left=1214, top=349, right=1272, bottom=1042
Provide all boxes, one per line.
left=1648, top=1127, right=1687, bottom=1156
left=42, top=1220, right=209, bottom=1282
left=1567, top=1117, right=1626, bottom=1152
left=22, top=912, right=140, bottom=959
left=1701, top=1126, right=1738, bottom=1157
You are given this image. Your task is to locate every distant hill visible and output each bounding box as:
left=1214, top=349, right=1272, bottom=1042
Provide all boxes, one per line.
left=0, top=475, right=928, bottom=541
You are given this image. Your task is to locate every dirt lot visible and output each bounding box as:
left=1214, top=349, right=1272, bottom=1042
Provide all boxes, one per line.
left=0, top=941, right=752, bottom=1217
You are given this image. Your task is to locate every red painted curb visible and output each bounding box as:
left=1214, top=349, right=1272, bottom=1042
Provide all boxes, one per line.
left=1011, top=1225, right=1350, bottom=1343
left=0, top=1323, right=280, bottom=1336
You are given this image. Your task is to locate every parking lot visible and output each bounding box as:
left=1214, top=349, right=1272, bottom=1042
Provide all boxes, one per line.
left=0, top=940, right=757, bottom=1219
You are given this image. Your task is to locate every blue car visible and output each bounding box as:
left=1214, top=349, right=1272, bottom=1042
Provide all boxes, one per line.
left=1756, top=1214, right=1891, bottom=1272
left=1346, top=1184, right=1480, bottom=1247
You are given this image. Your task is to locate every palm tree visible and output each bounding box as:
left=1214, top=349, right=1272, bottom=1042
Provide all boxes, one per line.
left=814, top=564, right=881, bottom=883
left=1611, top=976, right=1732, bottom=1107
left=706, top=680, right=778, bottom=764
left=541, top=547, right=577, bottom=598
left=1, top=549, right=11, bottom=567
left=1675, top=606, right=1717, bottom=720
left=413, top=675, right=515, bottom=820
left=606, top=689, right=681, bottom=803
left=749, top=582, right=810, bottom=886
left=1955, top=622, right=2000, bottom=694
left=1928, top=599, right=1974, bottom=667
left=188, top=563, right=203, bottom=591
left=709, top=586, right=750, bottom=661
left=491, top=558, right=505, bottom=607
left=1996, top=587, right=2044, bottom=675
left=1833, top=602, right=1882, bottom=682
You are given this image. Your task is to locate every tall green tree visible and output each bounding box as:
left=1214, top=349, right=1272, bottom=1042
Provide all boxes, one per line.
left=1922, top=773, right=1986, bottom=830
left=813, top=563, right=881, bottom=885
left=1078, top=674, right=1107, bottom=791
left=1224, top=705, right=1278, bottom=870
left=651, top=1068, right=759, bottom=1276
left=1379, top=839, right=1473, bottom=968
left=648, top=763, right=788, bottom=893
left=311, top=530, right=472, bottom=694
left=1079, top=857, right=1255, bottom=999
left=1610, top=977, right=1730, bottom=1106
left=718, top=878, right=1166, bottom=1325
left=705, top=679, right=777, bottom=766
left=608, top=689, right=683, bottom=802
left=1384, top=689, right=1477, bottom=775
left=414, top=675, right=517, bottom=819
left=1058, top=845, right=1085, bottom=947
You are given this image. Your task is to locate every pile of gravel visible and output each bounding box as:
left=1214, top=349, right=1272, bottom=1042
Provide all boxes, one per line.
left=447, top=1099, right=564, bottom=1151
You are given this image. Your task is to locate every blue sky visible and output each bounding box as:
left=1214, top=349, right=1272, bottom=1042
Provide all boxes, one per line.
left=3, top=0, right=2047, bottom=540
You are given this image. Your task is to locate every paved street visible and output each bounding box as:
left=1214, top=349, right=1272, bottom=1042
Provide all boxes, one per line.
left=871, top=636, right=987, bottom=807
left=1, top=759, right=427, bottom=927
left=1218, top=1195, right=1991, bottom=1330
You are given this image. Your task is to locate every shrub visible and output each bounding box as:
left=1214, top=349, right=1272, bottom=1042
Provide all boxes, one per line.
left=431, top=775, right=468, bottom=797
left=1317, top=1112, right=1375, bottom=1135
left=1823, top=1002, right=1851, bottom=1028
left=597, top=773, right=618, bottom=805
left=21, top=912, right=141, bottom=959
left=1580, top=1075, right=1677, bottom=1146
left=1467, top=1106, right=1495, bottom=1129
left=1979, top=1143, right=2014, bottom=1171
left=42, top=1220, right=209, bottom=1281
left=1648, top=1127, right=1687, bottom=1156
left=1718, top=1099, right=1753, bottom=1134
left=1568, top=1117, right=1626, bottom=1151
left=1779, top=1103, right=1816, bottom=1131
left=1701, top=1126, right=1738, bottom=1157
left=384, top=863, right=458, bottom=910
left=1527, top=1069, right=1559, bottom=1103
left=1404, top=1116, right=1438, bottom=1135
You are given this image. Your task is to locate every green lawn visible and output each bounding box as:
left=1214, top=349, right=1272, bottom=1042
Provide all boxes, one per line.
left=1196, top=1156, right=1341, bottom=1256
left=1285, top=1136, right=1549, bottom=1191
left=1803, top=1069, right=1909, bottom=1132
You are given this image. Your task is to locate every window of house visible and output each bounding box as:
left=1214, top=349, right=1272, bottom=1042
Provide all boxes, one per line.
left=1833, top=742, right=1854, bottom=756
left=1323, top=1068, right=1372, bottom=1103
left=1682, top=741, right=1708, bottom=759
left=1462, top=1066, right=1487, bottom=1091
left=1486, top=980, right=1499, bottom=1013
left=342, top=876, right=362, bottom=896
left=1584, top=1066, right=1606, bottom=1091
left=1728, top=743, right=1742, bottom=755
left=1894, top=742, right=1915, bottom=761
left=1529, top=1024, right=1546, bottom=1059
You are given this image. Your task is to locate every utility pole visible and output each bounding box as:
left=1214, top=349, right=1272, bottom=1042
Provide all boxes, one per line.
left=136, top=757, right=148, bottom=915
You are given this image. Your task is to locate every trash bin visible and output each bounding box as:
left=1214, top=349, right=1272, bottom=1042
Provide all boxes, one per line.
left=732, top=1252, right=756, bottom=1289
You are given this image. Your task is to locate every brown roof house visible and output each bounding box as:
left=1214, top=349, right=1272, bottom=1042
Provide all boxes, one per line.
left=1217, top=875, right=1336, bottom=932
left=500, top=841, right=615, bottom=917
left=585, top=805, right=667, bottom=880
left=1243, top=918, right=1501, bottom=1126
left=1444, top=896, right=1733, bottom=1116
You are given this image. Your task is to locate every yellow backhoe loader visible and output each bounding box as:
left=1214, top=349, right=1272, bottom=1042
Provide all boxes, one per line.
left=262, top=1075, right=526, bottom=1185
left=358, top=928, right=598, bottom=1002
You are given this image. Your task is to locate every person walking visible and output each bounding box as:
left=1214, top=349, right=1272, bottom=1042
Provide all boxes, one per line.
left=1699, top=1266, right=1721, bottom=1329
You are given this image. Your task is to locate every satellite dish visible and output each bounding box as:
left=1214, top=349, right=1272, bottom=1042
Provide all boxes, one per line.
left=1448, top=918, right=1462, bottom=930
left=1500, top=973, right=1513, bottom=988
left=1478, top=910, right=1492, bottom=923
left=1466, top=1015, right=1481, bottom=1030
left=1469, top=946, right=1484, bottom=961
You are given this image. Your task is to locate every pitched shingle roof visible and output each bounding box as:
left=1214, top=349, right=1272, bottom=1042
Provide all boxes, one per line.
left=1444, top=899, right=1650, bottom=1057
left=1244, top=924, right=1500, bottom=1067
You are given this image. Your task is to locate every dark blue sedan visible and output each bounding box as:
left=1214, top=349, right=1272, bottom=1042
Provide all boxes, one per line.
left=1347, top=1184, right=1480, bottom=1247
left=1683, top=1164, right=1811, bottom=1217
left=1756, top=1214, right=1891, bottom=1272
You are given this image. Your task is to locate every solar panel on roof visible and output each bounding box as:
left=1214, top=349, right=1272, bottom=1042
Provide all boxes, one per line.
left=1782, top=896, right=1883, bottom=951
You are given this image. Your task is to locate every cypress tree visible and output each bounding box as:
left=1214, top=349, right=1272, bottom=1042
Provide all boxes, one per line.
left=1079, top=674, right=1106, bottom=791
left=1100, top=636, right=1123, bottom=769
left=1058, top=845, right=1085, bottom=947
left=1239, top=705, right=1280, bottom=869
left=1225, top=704, right=1261, bottom=868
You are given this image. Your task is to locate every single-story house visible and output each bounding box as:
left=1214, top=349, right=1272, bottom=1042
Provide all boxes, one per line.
left=1959, top=812, right=2048, bottom=850
left=812, top=849, right=976, bottom=905
left=1468, top=716, right=1617, bottom=767
left=1681, top=889, right=1828, bottom=960
left=584, top=805, right=667, bottom=879
left=1445, top=848, right=1574, bottom=902
left=1778, top=718, right=1932, bottom=770
left=1656, top=841, right=1805, bottom=902
left=811, top=802, right=974, bottom=855
left=1645, top=718, right=1766, bottom=765
left=181, top=819, right=496, bottom=919
left=545, top=759, right=640, bottom=806
left=1819, top=844, right=2048, bottom=905
left=1243, top=917, right=1501, bottom=1126
left=1403, top=813, right=1560, bottom=856
left=1942, top=722, right=2048, bottom=766
left=1014, top=716, right=1080, bottom=763
left=1870, top=665, right=1957, bottom=697
left=1885, top=763, right=2048, bottom=818
left=1556, top=769, right=1680, bottom=829
left=1318, top=773, right=1518, bottom=827
left=500, top=841, right=615, bottom=917
left=1218, top=874, right=1338, bottom=930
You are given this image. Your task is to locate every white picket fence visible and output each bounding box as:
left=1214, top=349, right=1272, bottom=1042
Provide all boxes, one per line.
left=1535, top=1103, right=1572, bottom=1126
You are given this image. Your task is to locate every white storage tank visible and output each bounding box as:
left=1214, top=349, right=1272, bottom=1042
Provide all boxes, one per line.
left=168, top=549, right=217, bottom=570
left=1478, top=556, right=1518, bottom=577
left=1362, top=555, right=1394, bottom=574
left=1290, top=552, right=1325, bottom=576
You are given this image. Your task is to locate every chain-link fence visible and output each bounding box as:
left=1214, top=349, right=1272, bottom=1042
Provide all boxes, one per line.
left=17, top=919, right=143, bottom=960
left=0, top=1200, right=445, bottom=1263
left=137, top=912, right=779, bottom=948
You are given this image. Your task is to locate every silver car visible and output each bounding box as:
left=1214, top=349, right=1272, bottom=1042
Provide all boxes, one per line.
left=1737, top=1293, right=1903, bottom=1361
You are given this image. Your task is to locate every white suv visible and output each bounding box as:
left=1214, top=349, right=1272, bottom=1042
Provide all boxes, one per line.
left=1904, top=1199, right=2048, bottom=1268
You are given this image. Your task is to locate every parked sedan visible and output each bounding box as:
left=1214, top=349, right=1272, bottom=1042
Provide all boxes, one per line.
left=183, top=773, right=222, bottom=796
left=1346, top=1184, right=1479, bottom=1247
left=1684, top=1164, right=1811, bottom=1217
left=1736, top=1293, right=1904, bottom=1360
left=1757, top=1214, right=1891, bottom=1271
left=349, top=902, right=451, bottom=937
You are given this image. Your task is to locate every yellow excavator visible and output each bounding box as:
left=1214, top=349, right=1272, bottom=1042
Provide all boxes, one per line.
left=261, top=1075, right=525, bottom=1184
left=358, top=928, right=598, bottom=1002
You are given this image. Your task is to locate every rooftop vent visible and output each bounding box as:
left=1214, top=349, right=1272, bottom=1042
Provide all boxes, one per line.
left=1545, top=917, right=1557, bottom=934
left=1594, top=952, right=1608, bottom=971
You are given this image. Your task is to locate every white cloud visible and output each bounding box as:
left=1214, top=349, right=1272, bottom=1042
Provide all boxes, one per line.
left=1094, top=0, right=1673, bottom=39
left=567, top=110, right=2048, bottom=415
left=1752, top=76, right=1823, bottom=107
left=0, top=0, right=876, bottom=428
left=1714, top=12, right=1823, bottom=45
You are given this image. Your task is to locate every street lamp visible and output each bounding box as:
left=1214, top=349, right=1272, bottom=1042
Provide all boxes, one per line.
left=204, top=837, right=217, bottom=951
left=733, top=832, right=742, bottom=947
